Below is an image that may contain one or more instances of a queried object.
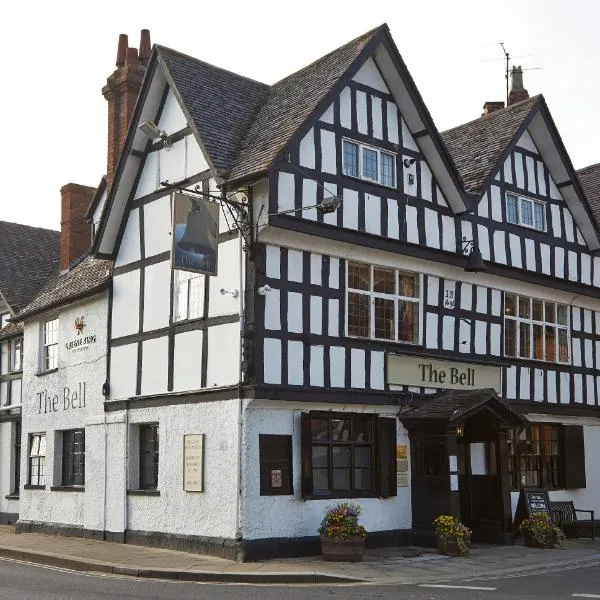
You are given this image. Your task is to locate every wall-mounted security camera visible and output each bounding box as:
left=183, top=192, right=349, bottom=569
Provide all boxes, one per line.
left=403, top=157, right=416, bottom=168
left=257, top=284, right=272, bottom=296
left=137, top=120, right=172, bottom=149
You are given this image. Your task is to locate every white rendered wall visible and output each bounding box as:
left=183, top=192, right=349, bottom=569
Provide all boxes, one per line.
left=20, top=293, right=108, bottom=530
left=241, top=403, right=411, bottom=540
left=119, top=399, right=240, bottom=538
left=0, top=421, right=19, bottom=521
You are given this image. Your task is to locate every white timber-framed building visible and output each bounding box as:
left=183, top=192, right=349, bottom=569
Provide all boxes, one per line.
left=8, top=24, right=600, bottom=559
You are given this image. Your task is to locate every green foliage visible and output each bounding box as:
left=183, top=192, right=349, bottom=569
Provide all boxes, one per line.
left=433, top=514, right=471, bottom=554
left=519, top=512, right=566, bottom=548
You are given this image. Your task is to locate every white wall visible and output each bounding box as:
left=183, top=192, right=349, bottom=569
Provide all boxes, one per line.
left=20, top=293, right=108, bottom=530
left=241, top=403, right=411, bottom=540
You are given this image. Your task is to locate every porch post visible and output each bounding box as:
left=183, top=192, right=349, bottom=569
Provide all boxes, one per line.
left=497, top=428, right=514, bottom=536
left=445, top=426, right=461, bottom=519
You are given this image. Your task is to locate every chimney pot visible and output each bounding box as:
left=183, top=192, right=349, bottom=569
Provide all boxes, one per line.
left=508, top=65, right=530, bottom=105
left=116, top=34, right=128, bottom=67
left=482, top=101, right=505, bottom=116
left=125, top=47, right=139, bottom=66
left=139, top=29, right=151, bottom=66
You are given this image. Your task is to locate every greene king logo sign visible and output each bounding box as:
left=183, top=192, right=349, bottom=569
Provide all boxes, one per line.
left=65, top=316, right=96, bottom=352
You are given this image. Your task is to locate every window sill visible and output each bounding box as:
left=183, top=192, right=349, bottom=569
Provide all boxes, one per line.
left=127, top=489, right=160, bottom=496
left=23, top=484, right=45, bottom=490
left=4, top=494, right=19, bottom=500
left=304, top=492, right=378, bottom=501
left=36, top=368, right=58, bottom=377
left=50, top=486, right=85, bottom=492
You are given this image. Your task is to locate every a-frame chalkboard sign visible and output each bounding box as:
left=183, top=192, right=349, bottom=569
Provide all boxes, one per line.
left=514, top=488, right=552, bottom=528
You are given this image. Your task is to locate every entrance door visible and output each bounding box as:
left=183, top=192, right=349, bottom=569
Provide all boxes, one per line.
left=458, top=436, right=506, bottom=542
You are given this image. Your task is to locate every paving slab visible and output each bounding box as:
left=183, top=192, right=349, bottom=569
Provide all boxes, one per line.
left=0, top=525, right=599, bottom=584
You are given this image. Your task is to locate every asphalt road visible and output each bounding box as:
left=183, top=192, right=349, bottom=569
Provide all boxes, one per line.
left=0, top=557, right=599, bottom=600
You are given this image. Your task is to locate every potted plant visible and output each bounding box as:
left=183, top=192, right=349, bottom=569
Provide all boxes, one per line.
left=519, top=512, right=566, bottom=548
left=433, top=515, right=471, bottom=556
left=319, top=502, right=367, bottom=562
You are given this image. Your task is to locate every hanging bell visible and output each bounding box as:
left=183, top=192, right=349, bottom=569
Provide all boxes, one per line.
left=465, top=247, right=487, bottom=273
left=177, top=199, right=218, bottom=256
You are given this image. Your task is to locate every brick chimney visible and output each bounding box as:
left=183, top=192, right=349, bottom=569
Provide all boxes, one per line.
left=482, top=101, right=505, bottom=116
left=508, top=66, right=529, bottom=106
left=60, top=184, right=97, bottom=271
left=102, top=30, right=151, bottom=186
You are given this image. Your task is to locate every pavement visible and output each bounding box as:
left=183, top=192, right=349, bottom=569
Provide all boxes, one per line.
left=0, top=525, right=598, bottom=585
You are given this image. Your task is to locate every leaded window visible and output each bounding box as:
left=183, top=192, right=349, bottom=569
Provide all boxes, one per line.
left=347, top=262, right=420, bottom=344
left=505, top=193, right=546, bottom=231
left=62, top=429, right=85, bottom=486
left=139, top=424, right=159, bottom=489
left=504, top=294, right=569, bottom=363
left=342, top=139, right=395, bottom=188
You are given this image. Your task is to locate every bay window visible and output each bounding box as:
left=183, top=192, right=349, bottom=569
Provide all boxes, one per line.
left=504, top=294, right=569, bottom=363
left=347, top=262, right=420, bottom=344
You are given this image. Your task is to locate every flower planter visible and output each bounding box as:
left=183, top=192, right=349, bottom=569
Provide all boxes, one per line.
left=437, top=536, right=470, bottom=557
left=320, top=535, right=366, bottom=562
left=523, top=534, right=555, bottom=549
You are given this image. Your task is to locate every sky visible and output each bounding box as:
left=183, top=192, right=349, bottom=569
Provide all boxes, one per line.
left=0, top=0, right=598, bottom=230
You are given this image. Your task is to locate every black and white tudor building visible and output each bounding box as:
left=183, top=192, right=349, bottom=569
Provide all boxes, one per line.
left=13, top=24, right=600, bottom=558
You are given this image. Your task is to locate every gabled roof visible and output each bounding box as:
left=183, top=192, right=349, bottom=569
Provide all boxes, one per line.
left=227, top=26, right=382, bottom=184
left=577, top=163, right=600, bottom=228
left=0, top=221, right=60, bottom=314
left=399, top=388, right=526, bottom=427
left=14, top=256, right=110, bottom=322
left=0, top=321, right=23, bottom=341
left=157, top=46, right=269, bottom=174
left=85, top=176, right=107, bottom=221
left=441, top=96, right=541, bottom=194
left=442, top=96, right=600, bottom=251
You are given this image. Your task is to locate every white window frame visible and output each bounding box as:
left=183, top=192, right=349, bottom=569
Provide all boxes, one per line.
left=174, top=270, right=204, bottom=322
left=342, top=138, right=396, bottom=189
left=42, top=318, right=59, bottom=372
left=505, top=193, right=547, bottom=232
left=345, top=261, right=423, bottom=345
left=29, top=433, right=46, bottom=486
left=9, top=338, right=22, bottom=373
left=503, top=293, right=570, bottom=364
left=0, top=313, right=9, bottom=330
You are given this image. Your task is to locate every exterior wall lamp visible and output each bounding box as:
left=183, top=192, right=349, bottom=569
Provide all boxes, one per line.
left=456, top=425, right=465, bottom=438
left=460, top=237, right=487, bottom=273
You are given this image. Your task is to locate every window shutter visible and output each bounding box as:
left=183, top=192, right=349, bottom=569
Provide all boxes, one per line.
left=377, top=417, right=397, bottom=498
left=563, top=425, right=586, bottom=489
left=300, top=413, right=313, bottom=498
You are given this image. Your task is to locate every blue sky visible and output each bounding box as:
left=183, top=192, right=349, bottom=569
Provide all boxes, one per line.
left=1, top=0, right=597, bottom=228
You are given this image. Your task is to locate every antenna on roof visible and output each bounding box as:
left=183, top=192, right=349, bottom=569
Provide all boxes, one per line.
left=499, top=42, right=510, bottom=105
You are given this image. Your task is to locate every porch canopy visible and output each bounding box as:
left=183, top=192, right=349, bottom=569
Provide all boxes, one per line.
left=398, top=388, right=528, bottom=429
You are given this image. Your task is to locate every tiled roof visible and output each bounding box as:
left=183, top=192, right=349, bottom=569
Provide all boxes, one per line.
left=14, top=256, right=110, bottom=321
left=577, top=163, right=600, bottom=228
left=227, top=26, right=382, bottom=184
left=399, top=388, right=525, bottom=426
left=0, top=321, right=23, bottom=341
left=441, top=96, right=541, bottom=193
left=157, top=46, right=270, bottom=174
left=0, top=221, right=60, bottom=314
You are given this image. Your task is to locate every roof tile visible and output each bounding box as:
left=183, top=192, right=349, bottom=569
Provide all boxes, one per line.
left=577, top=163, right=600, bottom=228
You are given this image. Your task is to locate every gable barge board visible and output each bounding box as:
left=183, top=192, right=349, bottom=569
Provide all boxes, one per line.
left=268, top=215, right=600, bottom=299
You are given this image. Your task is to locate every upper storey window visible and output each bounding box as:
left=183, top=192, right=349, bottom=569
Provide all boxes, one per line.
left=504, top=294, right=569, bottom=363
left=506, top=194, right=546, bottom=232
left=42, top=318, right=59, bottom=371
left=346, top=262, right=420, bottom=344
left=343, top=140, right=395, bottom=188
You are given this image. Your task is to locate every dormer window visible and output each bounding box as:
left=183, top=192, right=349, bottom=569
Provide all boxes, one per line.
left=342, top=139, right=396, bottom=188
left=506, top=193, right=546, bottom=232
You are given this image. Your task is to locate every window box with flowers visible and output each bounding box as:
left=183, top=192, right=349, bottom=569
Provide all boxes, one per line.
left=519, top=512, right=566, bottom=549
left=433, top=515, right=471, bottom=556
left=319, top=502, right=367, bottom=562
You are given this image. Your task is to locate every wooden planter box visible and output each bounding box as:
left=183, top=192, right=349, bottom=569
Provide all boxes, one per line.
left=437, top=536, right=470, bottom=556
left=320, top=535, right=366, bottom=562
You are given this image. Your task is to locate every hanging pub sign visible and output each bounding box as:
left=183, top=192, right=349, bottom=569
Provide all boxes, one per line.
left=172, top=192, right=219, bottom=276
